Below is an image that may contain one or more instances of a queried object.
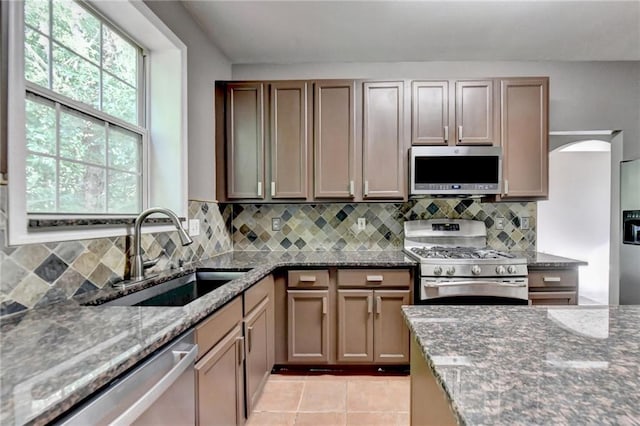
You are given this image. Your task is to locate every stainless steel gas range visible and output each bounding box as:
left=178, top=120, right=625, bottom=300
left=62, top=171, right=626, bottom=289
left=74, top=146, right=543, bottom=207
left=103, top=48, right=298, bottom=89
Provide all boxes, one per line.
left=404, top=219, right=529, bottom=304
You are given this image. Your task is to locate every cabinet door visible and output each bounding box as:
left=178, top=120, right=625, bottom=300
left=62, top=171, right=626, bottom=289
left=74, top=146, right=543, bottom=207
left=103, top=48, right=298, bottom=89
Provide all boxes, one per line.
left=455, top=80, right=495, bottom=145
left=500, top=78, right=549, bottom=199
left=373, top=290, right=410, bottom=363
left=314, top=80, right=356, bottom=198
left=337, top=290, right=374, bottom=363
left=411, top=81, right=449, bottom=145
left=270, top=81, right=309, bottom=199
left=363, top=81, right=406, bottom=199
left=226, top=82, right=265, bottom=199
left=245, top=297, right=272, bottom=415
left=196, top=324, right=245, bottom=426
left=287, top=289, right=330, bottom=363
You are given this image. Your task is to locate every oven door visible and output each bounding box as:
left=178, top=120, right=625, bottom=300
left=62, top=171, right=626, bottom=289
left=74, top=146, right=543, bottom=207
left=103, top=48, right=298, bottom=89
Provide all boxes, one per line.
left=419, top=277, right=529, bottom=304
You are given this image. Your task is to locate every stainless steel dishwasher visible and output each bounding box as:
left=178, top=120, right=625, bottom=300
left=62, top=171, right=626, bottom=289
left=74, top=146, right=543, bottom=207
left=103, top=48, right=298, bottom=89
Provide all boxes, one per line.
left=56, top=331, right=197, bottom=425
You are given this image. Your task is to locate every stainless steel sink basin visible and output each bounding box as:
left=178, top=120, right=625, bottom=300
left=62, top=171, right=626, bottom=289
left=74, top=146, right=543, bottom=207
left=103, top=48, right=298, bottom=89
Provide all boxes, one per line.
left=104, top=271, right=247, bottom=307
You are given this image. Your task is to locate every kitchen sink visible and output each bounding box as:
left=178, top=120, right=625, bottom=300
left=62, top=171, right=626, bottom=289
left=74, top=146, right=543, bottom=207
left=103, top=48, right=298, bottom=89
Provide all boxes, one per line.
left=104, top=271, right=247, bottom=307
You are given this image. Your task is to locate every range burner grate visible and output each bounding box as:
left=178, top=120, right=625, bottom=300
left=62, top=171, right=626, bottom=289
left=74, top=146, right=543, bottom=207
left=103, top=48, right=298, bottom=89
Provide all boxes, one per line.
left=410, top=246, right=516, bottom=260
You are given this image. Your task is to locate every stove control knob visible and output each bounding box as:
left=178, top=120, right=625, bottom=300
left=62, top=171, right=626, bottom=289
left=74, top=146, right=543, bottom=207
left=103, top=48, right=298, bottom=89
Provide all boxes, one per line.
left=433, top=266, right=443, bottom=276
left=507, top=265, right=517, bottom=274
left=496, top=266, right=506, bottom=275
left=446, top=267, right=456, bottom=276
left=471, top=265, right=482, bottom=275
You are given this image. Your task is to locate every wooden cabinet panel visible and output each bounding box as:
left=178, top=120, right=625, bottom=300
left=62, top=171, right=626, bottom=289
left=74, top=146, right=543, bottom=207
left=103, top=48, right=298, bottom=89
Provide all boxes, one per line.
left=337, top=290, right=374, bottom=362
left=500, top=78, right=549, bottom=198
left=226, top=83, right=265, bottom=199
left=287, top=289, right=330, bottom=363
left=287, top=269, right=330, bottom=288
left=337, top=269, right=411, bottom=288
left=314, top=80, right=356, bottom=198
left=529, top=291, right=577, bottom=305
left=244, top=298, right=271, bottom=415
left=411, top=81, right=449, bottom=145
left=195, top=296, right=243, bottom=359
left=363, top=81, right=406, bottom=199
left=455, top=80, right=496, bottom=145
left=196, top=324, right=244, bottom=426
left=373, top=290, right=410, bottom=363
left=270, top=81, right=309, bottom=199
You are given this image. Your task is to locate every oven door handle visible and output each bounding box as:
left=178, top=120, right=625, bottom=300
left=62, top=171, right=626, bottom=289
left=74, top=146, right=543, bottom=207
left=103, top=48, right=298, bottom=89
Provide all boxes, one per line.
left=423, top=280, right=526, bottom=288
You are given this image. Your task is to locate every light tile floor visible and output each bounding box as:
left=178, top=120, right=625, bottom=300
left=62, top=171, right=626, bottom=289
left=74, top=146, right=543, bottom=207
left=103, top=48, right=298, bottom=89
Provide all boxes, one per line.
left=247, top=374, right=410, bottom=426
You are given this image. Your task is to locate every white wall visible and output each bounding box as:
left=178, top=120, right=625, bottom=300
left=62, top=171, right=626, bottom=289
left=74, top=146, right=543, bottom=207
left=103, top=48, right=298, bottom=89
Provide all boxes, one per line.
left=144, top=1, right=231, bottom=202
left=538, top=148, right=611, bottom=303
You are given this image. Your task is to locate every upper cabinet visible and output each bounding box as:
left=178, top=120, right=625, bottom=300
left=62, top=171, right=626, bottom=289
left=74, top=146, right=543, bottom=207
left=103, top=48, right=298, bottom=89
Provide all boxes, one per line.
left=226, top=82, right=265, bottom=199
left=499, top=77, right=549, bottom=199
left=313, top=80, right=357, bottom=199
left=362, top=81, right=407, bottom=199
left=411, top=81, right=449, bottom=145
left=412, top=79, right=499, bottom=146
left=455, top=80, right=498, bottom=145
left=270, top=81, right=310, bottom=199
left=217, top=75, right=546, bottom=203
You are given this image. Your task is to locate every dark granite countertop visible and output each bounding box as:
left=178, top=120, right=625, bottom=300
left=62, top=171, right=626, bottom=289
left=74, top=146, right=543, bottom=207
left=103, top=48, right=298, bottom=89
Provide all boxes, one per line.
left=0, top=250, right=415, bottom=426
left=521, top=251, right=588, bottom=269
left=402, top=305, right=640, bottom=425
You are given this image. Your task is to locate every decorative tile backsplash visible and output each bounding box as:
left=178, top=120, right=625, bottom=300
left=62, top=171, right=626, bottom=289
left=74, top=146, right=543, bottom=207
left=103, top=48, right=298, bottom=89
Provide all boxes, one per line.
left=0, top=185, right=233, bottom=316
left=229, top=199, right=536, bottom=253
left=1, top=180, right=536, bottom=318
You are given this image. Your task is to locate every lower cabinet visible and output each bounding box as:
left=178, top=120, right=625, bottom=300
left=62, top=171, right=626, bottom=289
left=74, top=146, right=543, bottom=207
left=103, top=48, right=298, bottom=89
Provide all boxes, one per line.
left=244, top=275, right=275, bottom=415
left=287, top=289, right=331, bottom=363
left=528, top=268, right=578, bottom=305
left=196, top=323, right=245, bottom=426
left=194, top=275, right=275, bottom=425
left=337, top=289, right=410, bottom=363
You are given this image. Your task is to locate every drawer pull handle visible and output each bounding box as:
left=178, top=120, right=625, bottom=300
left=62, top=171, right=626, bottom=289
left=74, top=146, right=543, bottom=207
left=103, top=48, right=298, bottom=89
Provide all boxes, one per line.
left=543, top=277, right=561, bottom=282
left=299, top=275, right=317, bottom=283
left=366, top=275, right=384, bottom=282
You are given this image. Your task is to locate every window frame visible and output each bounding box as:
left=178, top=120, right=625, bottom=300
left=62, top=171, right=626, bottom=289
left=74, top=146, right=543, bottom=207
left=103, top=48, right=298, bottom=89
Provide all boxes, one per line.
left=5, top=0, right=188, bottom=245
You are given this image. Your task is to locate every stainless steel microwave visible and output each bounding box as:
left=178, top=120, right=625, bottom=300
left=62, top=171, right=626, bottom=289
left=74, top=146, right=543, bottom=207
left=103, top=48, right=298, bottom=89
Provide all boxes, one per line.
left=410, top=146, right=502, bottom=196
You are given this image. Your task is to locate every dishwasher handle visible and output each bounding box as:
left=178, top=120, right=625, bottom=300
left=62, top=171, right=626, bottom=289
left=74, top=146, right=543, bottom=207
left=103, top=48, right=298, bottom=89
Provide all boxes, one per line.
left=111, top=343, right=198, bottom=425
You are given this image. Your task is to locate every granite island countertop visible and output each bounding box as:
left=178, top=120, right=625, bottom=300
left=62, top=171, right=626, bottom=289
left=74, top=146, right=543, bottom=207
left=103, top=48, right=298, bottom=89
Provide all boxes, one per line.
left=402, top=305, right=640, bottom=425
left=0, top=250, right=416, bottom=426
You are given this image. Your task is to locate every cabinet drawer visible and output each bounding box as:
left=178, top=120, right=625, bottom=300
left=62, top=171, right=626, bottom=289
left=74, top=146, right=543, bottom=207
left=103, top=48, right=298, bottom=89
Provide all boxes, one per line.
left=245, top=275, right=273, bottom=315
left=529, top=291, right=577, bottom=305
left=337, top=269, right=411, bottom=288
left=529, top=269, right=578, bottom=289
left=195, top=296, right=243, bottom=359
left=288, top=270, right=330, bottom=288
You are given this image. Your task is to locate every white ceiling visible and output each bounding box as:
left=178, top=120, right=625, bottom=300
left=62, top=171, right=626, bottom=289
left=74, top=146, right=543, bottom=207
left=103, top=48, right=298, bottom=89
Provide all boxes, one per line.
left=181, top=1, right=640, bottom=64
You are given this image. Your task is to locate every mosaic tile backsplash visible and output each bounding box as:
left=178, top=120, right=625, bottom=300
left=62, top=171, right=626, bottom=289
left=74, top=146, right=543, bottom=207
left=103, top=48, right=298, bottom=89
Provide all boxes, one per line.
left=0, top=184, right=233, bottom=316
left=229, top=199, right=536, bottom=253
left=1, top=178, right=536, bottom=317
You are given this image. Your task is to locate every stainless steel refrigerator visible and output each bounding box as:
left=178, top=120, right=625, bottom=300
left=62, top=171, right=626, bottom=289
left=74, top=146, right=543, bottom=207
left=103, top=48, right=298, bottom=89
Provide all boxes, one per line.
left=619, top=158, right=640, bottom=304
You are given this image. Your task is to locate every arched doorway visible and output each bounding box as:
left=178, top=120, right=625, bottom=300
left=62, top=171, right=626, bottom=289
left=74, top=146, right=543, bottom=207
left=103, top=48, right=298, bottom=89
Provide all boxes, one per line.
left=537, top=139, right=611, bottom=304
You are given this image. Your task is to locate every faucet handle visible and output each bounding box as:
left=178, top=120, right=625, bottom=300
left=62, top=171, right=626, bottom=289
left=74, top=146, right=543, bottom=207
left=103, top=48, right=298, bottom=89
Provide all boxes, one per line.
left=143, top=249, right=166, bottom=269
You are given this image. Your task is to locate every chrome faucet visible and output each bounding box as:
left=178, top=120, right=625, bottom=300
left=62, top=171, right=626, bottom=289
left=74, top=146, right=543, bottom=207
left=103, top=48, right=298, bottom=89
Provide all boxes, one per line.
left=131, top=207, right=193, bottom=281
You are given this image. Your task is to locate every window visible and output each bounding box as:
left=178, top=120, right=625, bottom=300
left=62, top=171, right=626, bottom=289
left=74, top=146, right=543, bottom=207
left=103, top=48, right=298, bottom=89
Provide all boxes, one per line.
left=23, top=0, right=144, bottom=215
left=6, top=0, right=188, bottom=245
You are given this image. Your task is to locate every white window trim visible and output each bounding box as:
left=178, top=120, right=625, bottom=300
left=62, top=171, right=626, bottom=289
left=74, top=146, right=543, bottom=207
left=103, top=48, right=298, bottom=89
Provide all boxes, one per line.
left=6, top=0, right=188, bottom=245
